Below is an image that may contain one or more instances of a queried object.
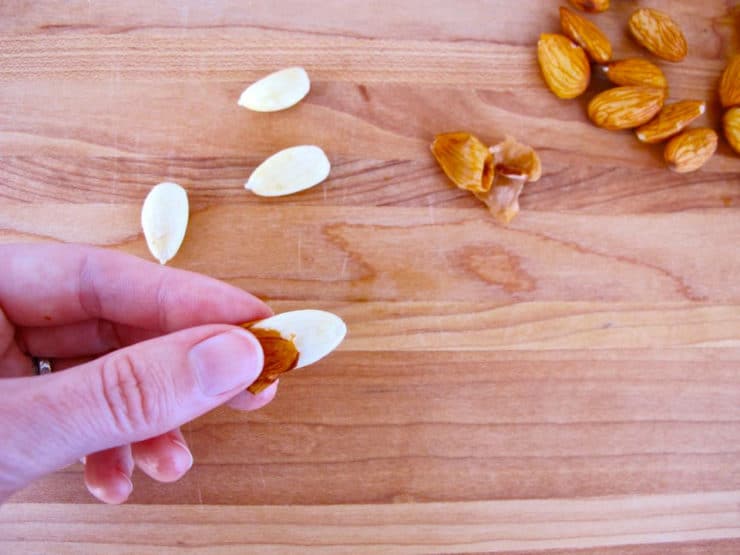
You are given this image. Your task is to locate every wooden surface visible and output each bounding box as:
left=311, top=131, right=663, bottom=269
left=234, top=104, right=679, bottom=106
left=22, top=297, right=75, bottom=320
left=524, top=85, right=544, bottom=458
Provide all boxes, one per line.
left=1, top=0, right=739, bottom=553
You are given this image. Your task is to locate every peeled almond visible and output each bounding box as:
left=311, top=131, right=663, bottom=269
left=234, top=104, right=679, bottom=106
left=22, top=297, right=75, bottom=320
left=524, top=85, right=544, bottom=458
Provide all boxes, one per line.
left=238, top=67, right=310, bottom=112
left=245, top=310, right=347, bottom=393
left=141, top=182, right=189, bottom=265
left=245, top=145, right=331, bottom=197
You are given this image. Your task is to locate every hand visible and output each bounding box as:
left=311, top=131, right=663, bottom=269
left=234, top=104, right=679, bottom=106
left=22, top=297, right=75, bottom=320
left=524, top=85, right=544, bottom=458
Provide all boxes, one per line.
left=0, top=243, right=276, bottom=504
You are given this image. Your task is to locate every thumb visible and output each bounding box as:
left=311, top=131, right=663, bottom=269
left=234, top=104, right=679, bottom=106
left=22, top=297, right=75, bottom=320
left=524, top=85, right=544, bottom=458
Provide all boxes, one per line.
left=0, top=325, right=263, bottom=495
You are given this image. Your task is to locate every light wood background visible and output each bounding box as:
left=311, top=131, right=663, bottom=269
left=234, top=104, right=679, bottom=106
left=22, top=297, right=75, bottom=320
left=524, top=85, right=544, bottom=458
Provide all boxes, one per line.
left=1, top=1, right=740, bottom=553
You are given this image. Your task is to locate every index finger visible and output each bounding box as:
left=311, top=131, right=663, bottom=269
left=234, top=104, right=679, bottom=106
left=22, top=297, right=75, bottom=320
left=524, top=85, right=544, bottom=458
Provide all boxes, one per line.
left=0, top=243, right=272, bottom=330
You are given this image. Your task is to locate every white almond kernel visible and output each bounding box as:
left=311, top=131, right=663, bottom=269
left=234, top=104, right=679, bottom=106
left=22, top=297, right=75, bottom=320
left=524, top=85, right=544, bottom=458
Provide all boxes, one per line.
left=238, top=67, right=310, bottom=112
left=141, top=182, right=189, bottom=265
left=250, top=309, right=347, bottom=368
left=245, top=145, right=331, bottom=197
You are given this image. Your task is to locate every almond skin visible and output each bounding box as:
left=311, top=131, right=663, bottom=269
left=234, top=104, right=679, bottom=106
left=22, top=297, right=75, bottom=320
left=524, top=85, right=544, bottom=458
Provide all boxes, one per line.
left=560, top=6, right=612, bottom=63
left=719, top=55, right=740, bottom=108
left=569, top=0, right=609, bottom=12
left=431, top=132, right=494, bottom=193
left=723, top=107, right=740, bottom=154
left=628, top=8, right=687, bottom=62
left=537, top=33, right=590, bottom=99
left=588, top=86, right=665, bottom=130
left=636, top=100, right=706, bottom=144
left=603, top=58, right=668, bottom=90
left=664, top=128, right=718, bottom=173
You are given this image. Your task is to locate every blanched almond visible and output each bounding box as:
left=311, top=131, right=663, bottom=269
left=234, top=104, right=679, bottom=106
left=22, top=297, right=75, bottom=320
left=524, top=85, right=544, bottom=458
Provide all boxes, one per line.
left=141, top=182, right=189, bottom=265
left=246, top=145, right=331, bottom=197
left=238, top=67, right=310, bottom=112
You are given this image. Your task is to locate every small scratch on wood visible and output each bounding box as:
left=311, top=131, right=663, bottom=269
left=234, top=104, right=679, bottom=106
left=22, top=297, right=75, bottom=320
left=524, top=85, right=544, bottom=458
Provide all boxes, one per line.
left=297, top=234, right=303, bottom=273
left=340, top=253, right=350, bottom=278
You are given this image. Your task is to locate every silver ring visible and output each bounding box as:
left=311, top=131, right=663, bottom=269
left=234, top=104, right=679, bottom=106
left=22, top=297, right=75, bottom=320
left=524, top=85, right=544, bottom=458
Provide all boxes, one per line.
left=33, top=358, right=53, bottom=375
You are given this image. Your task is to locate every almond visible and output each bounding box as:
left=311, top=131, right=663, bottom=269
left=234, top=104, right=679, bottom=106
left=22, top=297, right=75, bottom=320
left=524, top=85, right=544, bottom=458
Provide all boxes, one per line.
left=602, top=58, right=667, bottom=90
left=537, top=33, right=591, bottom=99
left=559, top=7, right=612, bottom=63
left=238, top=67, right=310, bottom=112
left=245, top=310, right=347, bottom=393
left=635, top=100, right=706, bottom=144
left=141, top=182, right=189, bottom=265
left=587, top=86, right=665, bottom=130
left=431, top=132, right=494, bottom=193
left=245, top=145, right=331, bottom=197
left=723, top=107, right=740, bottom=154
left=719, top=55, right=740, bottom=108
left=664, top=128, right=718, bottom=173
left=628, top=8, right=687, bottom=62
left=569, top=0, right=609, bottom=12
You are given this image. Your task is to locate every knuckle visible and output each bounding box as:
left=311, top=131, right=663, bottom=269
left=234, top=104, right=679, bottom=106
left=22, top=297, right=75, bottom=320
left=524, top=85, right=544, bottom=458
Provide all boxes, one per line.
left=98, top=352, right=166, bottom=436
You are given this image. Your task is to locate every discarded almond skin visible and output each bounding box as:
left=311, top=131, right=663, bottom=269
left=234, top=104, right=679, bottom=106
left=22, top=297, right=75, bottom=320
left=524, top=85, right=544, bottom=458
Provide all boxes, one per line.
left=430, top=132, right=494, bottom=193
left=587, top=86, right=665, bottom=130
left=141, top=182, right=189, bottom=265
left=244, top=310, right=347, bottom=393
left=664, top=128, right=718, bottom=173
left=722, top=107, right=740, bottom=155
left=602, top=58, right=668, bottom=90
left=568, top=0, right=609, bottom=13
left=238, top=67, right=310, bottom=112
left=719, top=55, right=740, bottom=109
left=246, top=145, right=331, bottom=197
left=559, top=6, right=612, bottom=63
left=537, top=33, right=590, bottom=99
left=628, top=8, right=687, bottom=63
left=636, top=100, right=706, bottom=144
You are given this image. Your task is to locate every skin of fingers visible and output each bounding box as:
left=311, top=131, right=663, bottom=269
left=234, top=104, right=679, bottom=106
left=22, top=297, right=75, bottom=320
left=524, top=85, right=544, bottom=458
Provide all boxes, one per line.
left=0, top=306, right=30, bottom=378
left=132, top=429, right=193, bottom=483
left=17, top=321, right=161, bottom=359
left=84, top=445, right=134, bottom=505
left=227, top=381, right=279, bottom=411
left=0, top=244, right=272, bottom=329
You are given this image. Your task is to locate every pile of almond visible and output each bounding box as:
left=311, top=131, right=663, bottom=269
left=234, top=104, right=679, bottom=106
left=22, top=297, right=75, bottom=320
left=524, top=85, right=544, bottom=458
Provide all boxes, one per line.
left=537, top=2, right=739, bottom=172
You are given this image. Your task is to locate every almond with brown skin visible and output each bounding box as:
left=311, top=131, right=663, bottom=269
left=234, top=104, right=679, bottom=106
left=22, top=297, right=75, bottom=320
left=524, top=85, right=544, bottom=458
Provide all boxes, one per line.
left=664, top=128, right=718, bottom=173
left=560, top=6, right=612, bottom=63
left=569, top=0, right=609, bottom=12
left=603, top=58, right=667, bottom=90
left=628, top=8, right=687, bottom=62
left=719, top=55, right=740, bottom=108
left=636, top=100, right=706, bottom=144
left=587, top=86, right=665, bottom=130
left=537, top=33, right=590, bottom=99
left=723, top=107, right=740, bottom=154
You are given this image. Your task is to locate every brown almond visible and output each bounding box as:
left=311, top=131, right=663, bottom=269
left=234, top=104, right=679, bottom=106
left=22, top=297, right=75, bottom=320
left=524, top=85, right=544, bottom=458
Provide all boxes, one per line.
left=587, top=86, right=665, bottom=130
left=636, top=100, right=706, bottom=144
left=537, top=33, right=591, bottom=99
left=723, top=107, right=740, bottom=154
left=569, top=0, right=609, bottom=12
left=603, top=58, right=667, bottom=90
left=560, top=6, right=612, bottom=63
left=719, top=55, right=740, bottom=108
left=664, top=128, right=718, bottom=173
left=431, top=132, right=494, bottom=193
left=628, top=8, right=687, bottom=62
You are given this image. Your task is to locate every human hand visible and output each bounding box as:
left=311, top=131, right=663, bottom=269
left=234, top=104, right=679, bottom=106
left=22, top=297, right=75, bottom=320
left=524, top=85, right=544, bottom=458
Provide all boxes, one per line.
left=0, top=243, right=276, bottom=504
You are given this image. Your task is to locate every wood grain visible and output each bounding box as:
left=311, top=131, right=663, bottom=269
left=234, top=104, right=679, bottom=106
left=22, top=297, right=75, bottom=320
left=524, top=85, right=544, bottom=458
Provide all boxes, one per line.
left=1, top=0, right=739, bottom=552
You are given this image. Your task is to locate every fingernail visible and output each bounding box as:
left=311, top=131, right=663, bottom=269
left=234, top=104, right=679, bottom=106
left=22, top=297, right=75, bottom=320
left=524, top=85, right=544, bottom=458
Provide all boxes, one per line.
left=170, top=439, right=194, bottom=473
left=190, top=329, right=263, bottom=396
left=118, top=472, right=134, bottom=498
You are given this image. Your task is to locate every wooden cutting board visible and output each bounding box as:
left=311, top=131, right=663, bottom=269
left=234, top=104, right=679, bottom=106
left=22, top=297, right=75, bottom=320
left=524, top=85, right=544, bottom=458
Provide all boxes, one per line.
left=1, top=1, right=739, bottom=553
